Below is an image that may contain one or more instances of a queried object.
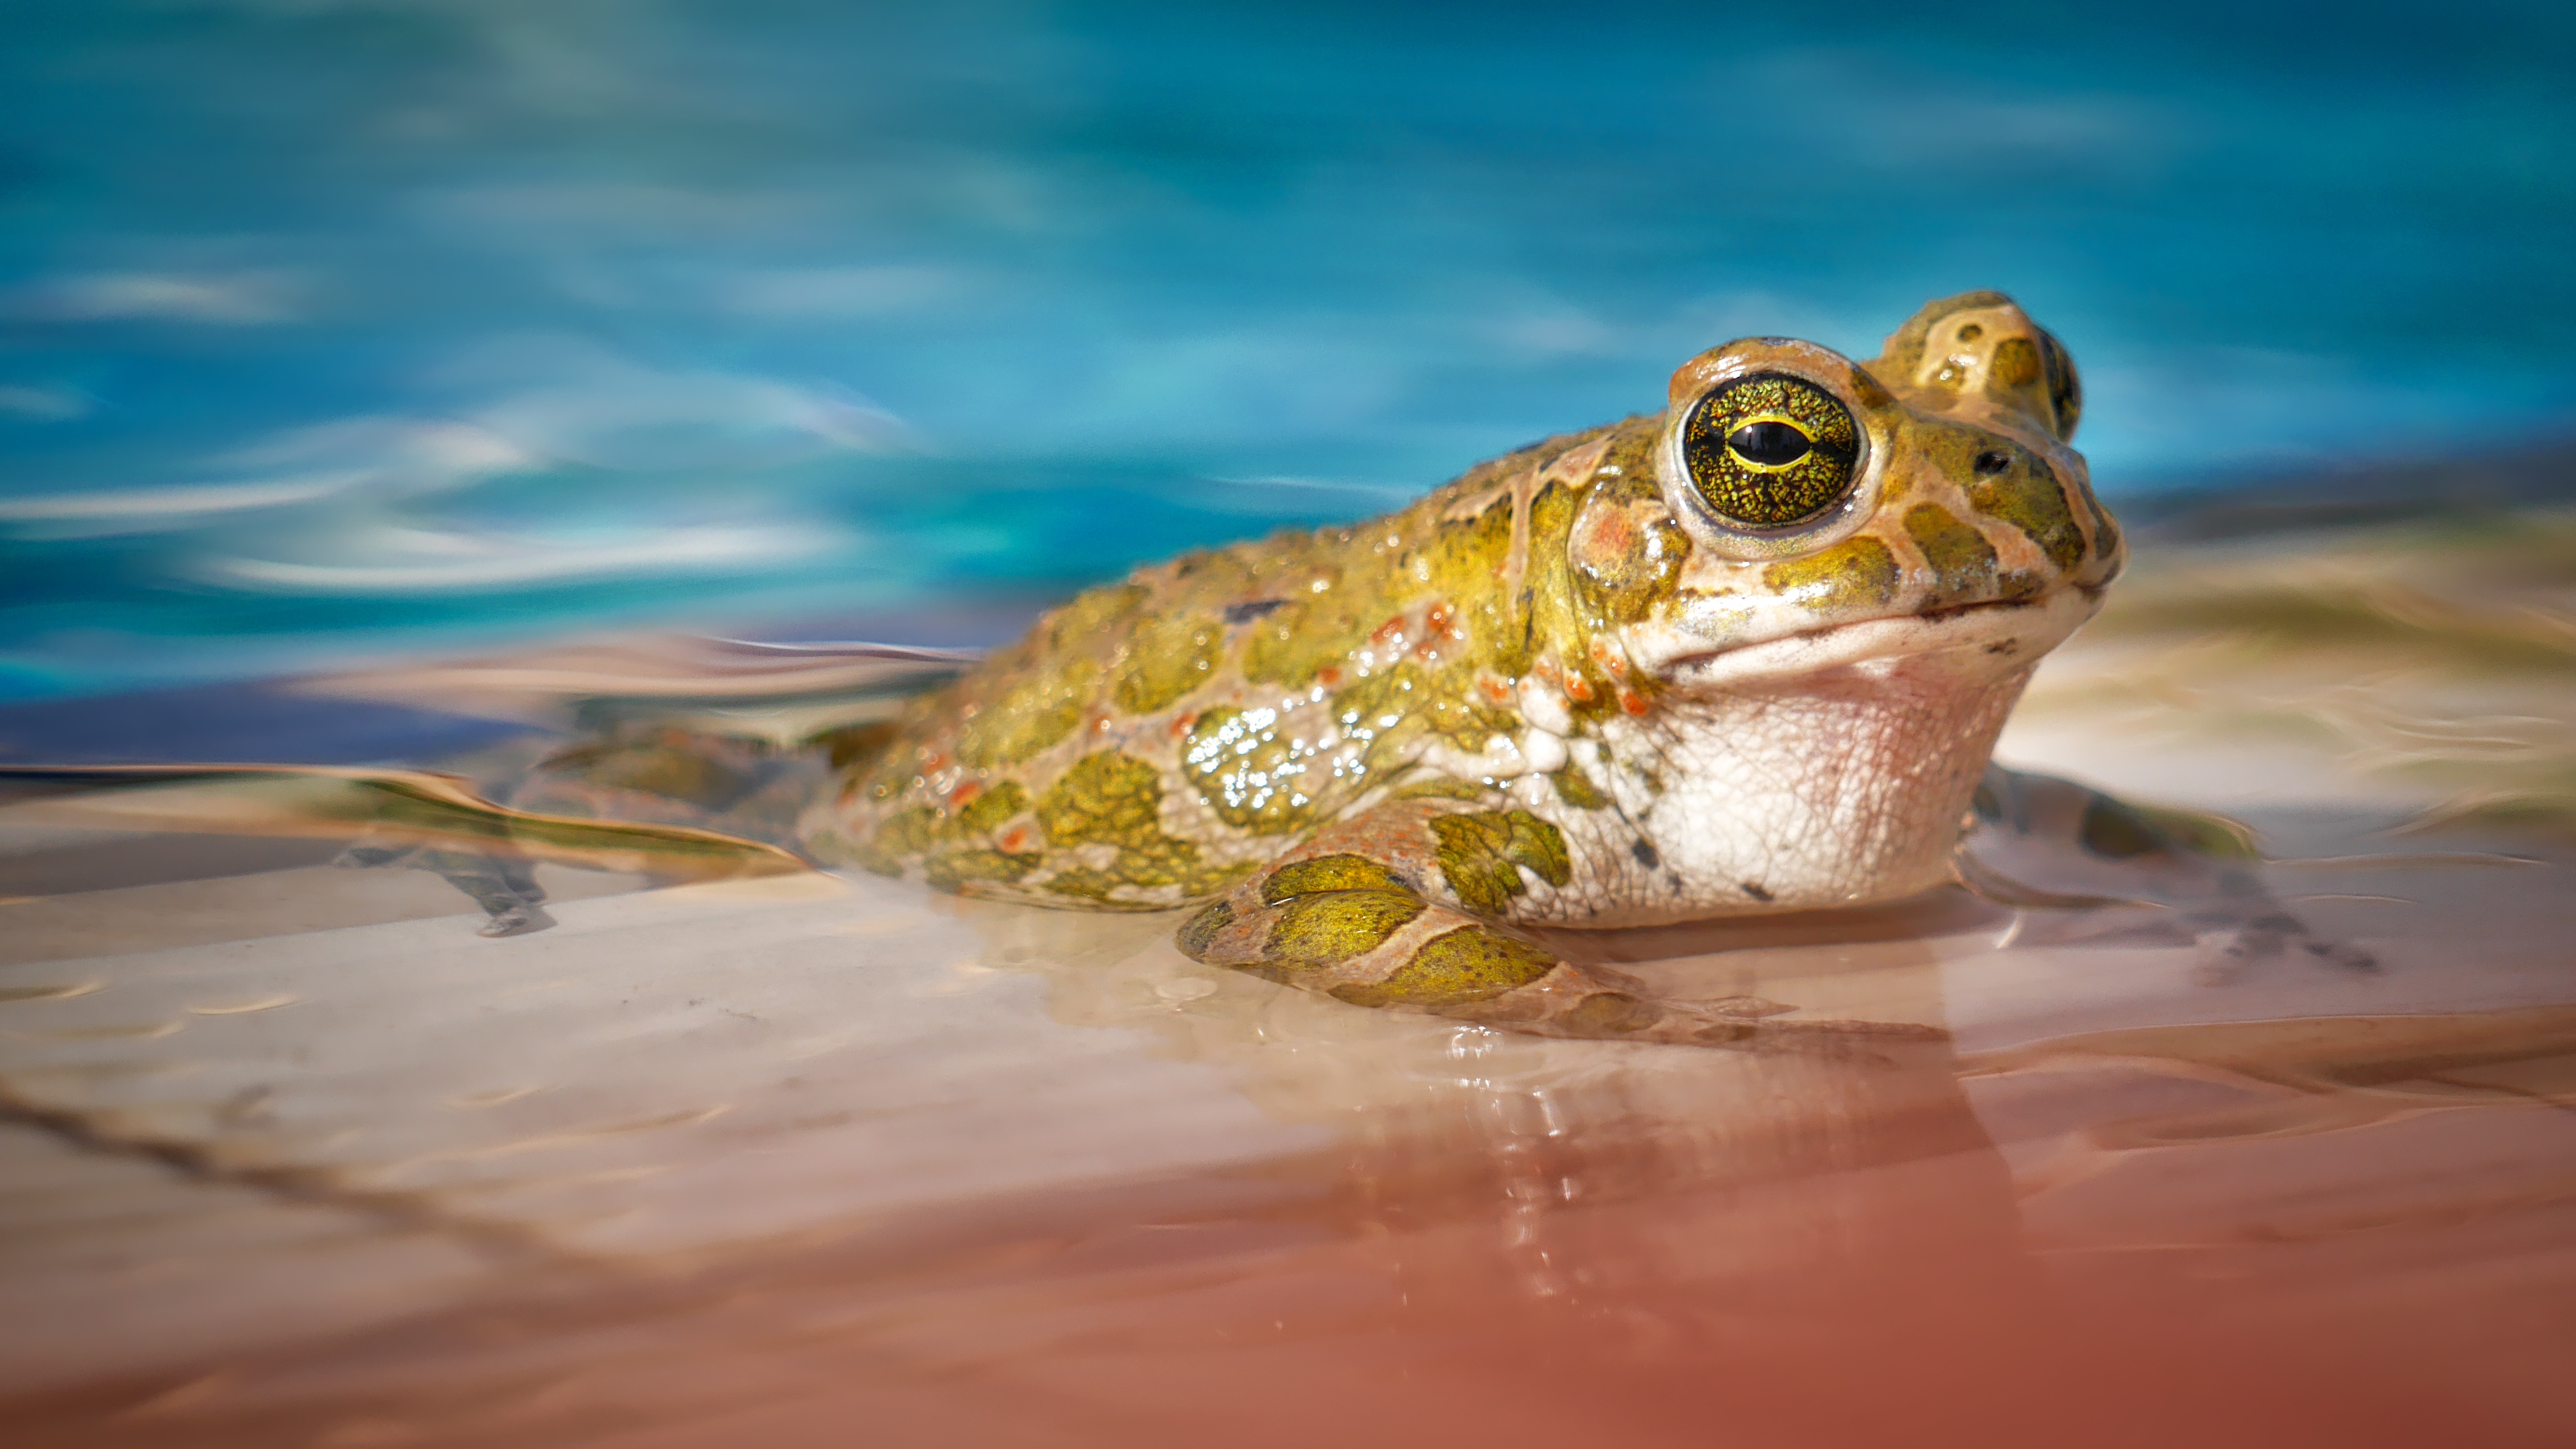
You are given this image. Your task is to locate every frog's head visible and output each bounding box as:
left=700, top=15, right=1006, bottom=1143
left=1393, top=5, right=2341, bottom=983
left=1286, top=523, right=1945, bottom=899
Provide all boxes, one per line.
left=1579, top=291, right=2122, bottom=696
left=1545, top=292, right=2121, bottom=910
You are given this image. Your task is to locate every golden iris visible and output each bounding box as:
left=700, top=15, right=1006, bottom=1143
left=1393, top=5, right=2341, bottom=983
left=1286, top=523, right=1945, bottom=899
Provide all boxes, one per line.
left=1678, top=373, right=1861, bottom=530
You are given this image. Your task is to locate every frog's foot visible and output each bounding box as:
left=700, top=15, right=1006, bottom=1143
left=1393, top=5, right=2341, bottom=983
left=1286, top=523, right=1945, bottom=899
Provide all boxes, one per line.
left=333, top=840, right=418, bottom=870
left=374, top=845, right=555, bottom=938
left=2189, top=905, right=2378, bottom=985
left=1177, top=821, right=1946, bottom=1058
left=477, top=901, right=557, bottom=937
left=1961, top=766, right=2379, bottom=986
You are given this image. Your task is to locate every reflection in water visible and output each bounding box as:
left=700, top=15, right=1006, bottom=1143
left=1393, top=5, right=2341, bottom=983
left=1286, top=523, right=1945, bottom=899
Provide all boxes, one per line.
left=2, top=503, right=2574, bottom=1445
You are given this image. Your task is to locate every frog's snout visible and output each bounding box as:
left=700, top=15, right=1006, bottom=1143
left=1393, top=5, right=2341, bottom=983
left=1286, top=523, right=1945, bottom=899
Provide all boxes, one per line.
left=1867, top=291, right=2123, bottom=594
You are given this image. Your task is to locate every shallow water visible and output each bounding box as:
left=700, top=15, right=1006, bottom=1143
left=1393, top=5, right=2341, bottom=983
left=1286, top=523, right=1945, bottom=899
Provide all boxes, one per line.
left=3, top=503, right=2573, bottom=1446
left=6, top=2, right=2574, bottom=699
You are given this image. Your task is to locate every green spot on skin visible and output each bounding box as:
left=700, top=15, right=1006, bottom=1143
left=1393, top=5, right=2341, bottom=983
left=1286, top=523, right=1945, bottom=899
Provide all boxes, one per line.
left=1236, top=597, right=1319, bottom=687
left=1330, top=925, right=1558, bottom=1008
left=1262, top=853, right=1410, bottom=904
left=924, top=849, right=1042, bottom=891
left=1389, top=775, right=1491, bottom=803
left=2077, top=795, right=2164, bottom=860
left=1565, top=992, right=1664, bottom=1034
left=1548, top=767, right=1609, bottom=810
left=2081, top=487, right=2123, bottom=571
left=1989, top=336, right=2042, bottom=388
left=1902, top=503, right=1999, bottom=606
left=2078, top=794, right=2259, bottom=863
left=1431, top=809, right=1572, bottom=917
left=1038, top=751, right=1169, bottom=849
left=1040, top=864, right=1126, bottom=902
left=1332, top=663, right=1518, bottom=761
left=2137, top=804, right=2260, bottom=861
left=859, top=779, right=1038, bottom=886
left=1176, top=899, right=1234, bottom=958
left=872, top=806, right=938, bottom=859
left=1034, top=750, right=1205, bottom=899
left=1181, top=858, right=1260, bottom=898
left=1183, top=706, right=1318, bottom=833
left=1763, top=537, right=1899, bottom=614
left=1112, top=610, right=1225, bottom=715
left=956, top=656, right=1099, bottom=768
left=1966, top=468, right=2085, bottom=571
left=1043, top=583, right=1149, bottom=651
left=954, top=779, right=1027, bottom=835
left=1266, top=889, right=1428, bottom=970
left=844, top=845, right=907, bottom=879
left=1239, top=569, right=1370, bottom=690
left=1849, top=366, right=1896, bottom=410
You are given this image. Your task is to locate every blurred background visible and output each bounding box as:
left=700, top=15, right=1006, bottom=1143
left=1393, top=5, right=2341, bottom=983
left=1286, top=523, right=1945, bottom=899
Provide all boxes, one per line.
left=3, top=0, right=2571, bottom=703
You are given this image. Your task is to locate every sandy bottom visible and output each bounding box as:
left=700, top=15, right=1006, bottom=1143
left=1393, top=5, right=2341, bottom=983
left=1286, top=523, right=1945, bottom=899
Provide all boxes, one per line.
left=3, top=515, right=2573, bottom=1446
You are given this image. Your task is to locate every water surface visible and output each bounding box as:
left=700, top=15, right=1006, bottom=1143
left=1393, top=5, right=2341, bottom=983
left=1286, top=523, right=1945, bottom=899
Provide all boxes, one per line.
left=5, top=0, right=2572, bottom=697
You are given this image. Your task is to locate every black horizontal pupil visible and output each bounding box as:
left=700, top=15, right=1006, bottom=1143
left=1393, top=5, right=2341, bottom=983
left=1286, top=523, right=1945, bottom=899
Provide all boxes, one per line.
left=1727, top=421, right=1810, bottom=467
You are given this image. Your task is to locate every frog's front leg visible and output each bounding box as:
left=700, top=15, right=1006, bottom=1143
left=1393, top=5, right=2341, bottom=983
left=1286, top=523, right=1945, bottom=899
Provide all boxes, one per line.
left=1957, top=765, right=2376, bottom=981
left=335, top=836, right=555, bottom=936
left=1177, top=799, right=1943, bottom=1055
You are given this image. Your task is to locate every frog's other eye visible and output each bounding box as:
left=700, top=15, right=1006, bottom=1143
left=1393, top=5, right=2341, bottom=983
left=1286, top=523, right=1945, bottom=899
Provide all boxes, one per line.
left=1678, top=372, right=1862, bottom=531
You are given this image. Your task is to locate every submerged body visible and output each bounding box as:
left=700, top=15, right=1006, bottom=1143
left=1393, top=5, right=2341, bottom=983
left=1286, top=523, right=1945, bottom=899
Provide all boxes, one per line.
left=802, top=293, right=2124, bottom=1046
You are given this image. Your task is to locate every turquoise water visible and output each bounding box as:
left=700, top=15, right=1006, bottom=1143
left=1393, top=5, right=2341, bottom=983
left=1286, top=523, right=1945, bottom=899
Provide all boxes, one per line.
left=3, top=0, right=2572, bottom=702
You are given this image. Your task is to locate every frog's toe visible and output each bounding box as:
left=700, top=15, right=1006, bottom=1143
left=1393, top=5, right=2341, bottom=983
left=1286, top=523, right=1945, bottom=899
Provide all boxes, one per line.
left=477, top=903, right=556, bottom=937
left=2191, top=926, right=2275, bottom=985
left=2304, top=937, right=2380, bottom=973
left=1653, top=1001, right=1951, bottom=1061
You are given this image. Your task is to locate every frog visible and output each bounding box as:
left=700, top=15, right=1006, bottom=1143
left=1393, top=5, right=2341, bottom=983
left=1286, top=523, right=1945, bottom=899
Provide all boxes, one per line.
left=793, top=291, right=2134, bottom=1048
left=11, top=290, right=2367, bottom=1045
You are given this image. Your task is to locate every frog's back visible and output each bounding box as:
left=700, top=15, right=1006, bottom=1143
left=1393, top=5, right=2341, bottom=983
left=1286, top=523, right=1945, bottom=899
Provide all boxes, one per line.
left=801, top=420, right=1640, bottom=908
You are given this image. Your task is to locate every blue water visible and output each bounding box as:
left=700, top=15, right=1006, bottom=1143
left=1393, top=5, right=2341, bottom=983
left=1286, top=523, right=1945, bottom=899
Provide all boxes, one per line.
left=3, top=0, right=2572, bottom=703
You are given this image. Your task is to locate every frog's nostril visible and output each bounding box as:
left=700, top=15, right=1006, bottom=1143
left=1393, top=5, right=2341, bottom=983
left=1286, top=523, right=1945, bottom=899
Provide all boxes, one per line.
left=1974, top=450, right=2013, bottom=476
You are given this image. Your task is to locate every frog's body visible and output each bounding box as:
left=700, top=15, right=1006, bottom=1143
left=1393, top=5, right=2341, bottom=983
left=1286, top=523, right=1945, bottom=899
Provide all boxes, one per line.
left=796, top=293, right=2126, bottom=1047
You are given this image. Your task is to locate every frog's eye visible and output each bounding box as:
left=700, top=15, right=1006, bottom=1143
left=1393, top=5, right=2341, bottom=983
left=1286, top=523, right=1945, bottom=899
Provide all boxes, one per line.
left=1678, top=373, right=1863, bottom=531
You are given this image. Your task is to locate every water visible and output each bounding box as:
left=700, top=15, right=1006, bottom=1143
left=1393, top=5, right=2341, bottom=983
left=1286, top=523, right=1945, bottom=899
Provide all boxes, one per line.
left=3, top=8, right=2575, bottom=1443
left=5, top=0, right=2573, bottom=700
left=3, top=493, right=2574, bottom=1443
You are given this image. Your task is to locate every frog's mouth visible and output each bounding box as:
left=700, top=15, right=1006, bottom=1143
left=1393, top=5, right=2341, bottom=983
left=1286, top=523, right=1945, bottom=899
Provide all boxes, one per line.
left=1655, top=586, right=2103, bottom=693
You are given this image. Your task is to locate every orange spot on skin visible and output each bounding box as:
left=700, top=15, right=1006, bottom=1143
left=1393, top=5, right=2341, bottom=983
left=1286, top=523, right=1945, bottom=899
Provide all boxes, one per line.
left=1577, top=508, right=1637, bottom=567
left=1475, top=674, right=1512, bottom=706
left=1317, top=666, right=1343, bottom=687
left=922, top=750, right=952, bottom=772
left=945, top=781, right=983, bottom=808
left=1370, top=617, right=1407, bottom=648
left=1588, top=640, right=1629, bottom=677
left=1170, top=712, right=1197, bottom=738
left=997, top=826, right=1033, bottom=853
left=1562, top=673, right=1596, bottom=703
left=1092, top=714, right=1112, bottom=733
left=1618, top=687, right=1651, bottom=717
